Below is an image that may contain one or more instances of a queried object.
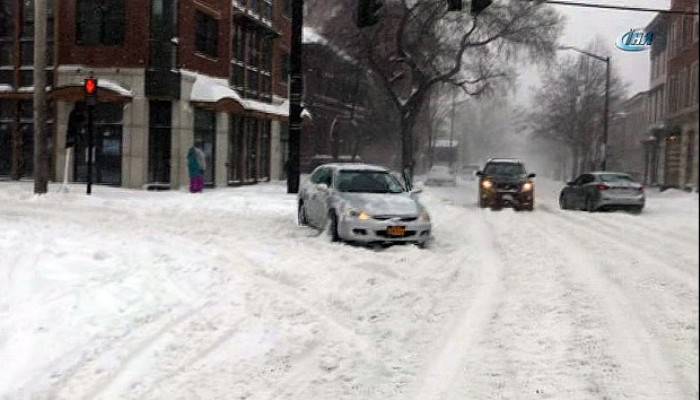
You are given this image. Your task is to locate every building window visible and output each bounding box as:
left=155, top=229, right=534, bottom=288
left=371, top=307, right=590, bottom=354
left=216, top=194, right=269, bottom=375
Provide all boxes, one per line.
left=76, top=0, right=125, bottom=46
left=194, top=108, right=216, bottom=185
left=230, top=24, right=274, bottom=102
left=283, top=0, right=291, bottom=18
left=684, top=16, right=694, bottom=46
left=688, top=63, right=698, bottom=106
left=232, top=64, right=245, bottom=89
left=195, top=10, right=218, bottom=58
left=233, top=25, right=245, bottom=62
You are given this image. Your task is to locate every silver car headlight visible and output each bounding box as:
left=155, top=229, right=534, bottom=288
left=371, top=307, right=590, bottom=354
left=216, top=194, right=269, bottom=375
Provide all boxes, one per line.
left=347, top=209, right=371, bottom=220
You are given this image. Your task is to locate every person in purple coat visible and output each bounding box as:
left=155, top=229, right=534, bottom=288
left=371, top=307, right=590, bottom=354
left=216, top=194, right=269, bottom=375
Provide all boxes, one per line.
left=187, top=144, right=206, bottom=193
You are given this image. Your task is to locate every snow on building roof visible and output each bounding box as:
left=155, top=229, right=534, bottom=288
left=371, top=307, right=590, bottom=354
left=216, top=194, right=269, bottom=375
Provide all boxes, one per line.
left=97, top=79, right=133, bottom=97
left=302, top=27, right=355, bottom=64
left=186, top=70, right=316, bottom=119
left=188, top=71, right=243, bottom=104
left=243, top=97, right=289, bottom=117
left=302, top=27, right=328, bottom=45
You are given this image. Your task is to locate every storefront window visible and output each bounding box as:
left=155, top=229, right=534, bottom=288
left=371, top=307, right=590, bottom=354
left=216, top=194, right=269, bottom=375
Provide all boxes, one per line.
left=194, top=108, right=216, bottom=185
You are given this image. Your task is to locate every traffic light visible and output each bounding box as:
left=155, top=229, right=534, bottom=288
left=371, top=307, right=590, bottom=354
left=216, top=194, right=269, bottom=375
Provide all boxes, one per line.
left=447, top=0, right=462, bottom=11
left=84, top=78, right=98, bottom=97
left=357, top=0, right=383, bottom=28
left=470, top=0, right=493, bottom=15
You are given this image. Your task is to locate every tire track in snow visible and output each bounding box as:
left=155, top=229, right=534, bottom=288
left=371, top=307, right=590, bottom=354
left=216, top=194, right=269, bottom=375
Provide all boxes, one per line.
left=531, top=210, right=694, bottom=399
left=454, top=209, right=609, bottom=400
left=409, top=209, right=505, bottom=400
left=539, top=203, right=698, bottom=291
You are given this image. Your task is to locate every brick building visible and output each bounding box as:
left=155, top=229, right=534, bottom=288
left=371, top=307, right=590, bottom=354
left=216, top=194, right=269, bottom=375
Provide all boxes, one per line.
left=0, top=0, right=296, bottom=189
left=300, top=27, right=400, bottom=173
left=643, top=1, right=699, bottom=190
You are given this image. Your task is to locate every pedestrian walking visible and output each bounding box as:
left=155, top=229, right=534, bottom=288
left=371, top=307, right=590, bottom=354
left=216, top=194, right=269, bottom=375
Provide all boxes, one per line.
left=187, top=144, right=206, bottom=193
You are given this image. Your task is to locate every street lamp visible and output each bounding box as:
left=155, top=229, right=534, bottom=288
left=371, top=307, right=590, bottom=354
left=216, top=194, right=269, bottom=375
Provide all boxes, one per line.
left=558, top=46, right=611, bottom=171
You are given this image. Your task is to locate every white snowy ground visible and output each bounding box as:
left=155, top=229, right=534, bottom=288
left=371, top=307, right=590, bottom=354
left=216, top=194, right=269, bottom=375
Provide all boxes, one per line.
left=0, top=178, right=697, bottom=400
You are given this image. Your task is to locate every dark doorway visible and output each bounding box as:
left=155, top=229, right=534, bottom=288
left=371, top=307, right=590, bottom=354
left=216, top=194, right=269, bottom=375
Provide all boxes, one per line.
left=74, top=103, right=123, bottom=185
left=664, top=135, right=682, bottom=188
left=148, top=101, right=172, bottom=185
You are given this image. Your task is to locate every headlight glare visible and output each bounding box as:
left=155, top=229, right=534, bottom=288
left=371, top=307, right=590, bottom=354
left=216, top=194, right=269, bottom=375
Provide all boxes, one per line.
left=522, top=182, right=533, bottom=192
left=482, top=180, right=493, bottom=189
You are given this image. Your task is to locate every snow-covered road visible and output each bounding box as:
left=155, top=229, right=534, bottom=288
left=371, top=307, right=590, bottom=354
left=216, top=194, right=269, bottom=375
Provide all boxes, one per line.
left=1, top=180, right=697, bottom=400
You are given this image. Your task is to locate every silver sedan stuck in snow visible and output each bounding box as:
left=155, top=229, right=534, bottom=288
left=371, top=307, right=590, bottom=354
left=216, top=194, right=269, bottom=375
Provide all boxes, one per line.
left=298, top=164, right=432, bottom=246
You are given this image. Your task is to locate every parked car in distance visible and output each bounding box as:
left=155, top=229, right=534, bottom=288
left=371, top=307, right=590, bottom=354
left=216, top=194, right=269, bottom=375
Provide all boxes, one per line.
left=425, top=165, right=457, bottom=186
left=559, top=172, right=645, bottom=213
left=461, top=164, right=481, bottom=180
left=477, top=158, right=536, bottom=211
left=298, top=164, right=432, bottom=247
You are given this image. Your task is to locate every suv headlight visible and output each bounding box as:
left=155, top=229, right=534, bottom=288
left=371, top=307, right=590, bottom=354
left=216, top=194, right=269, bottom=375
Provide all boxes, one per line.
left=522, top=182, right=533, bottom=192
left=482, top=180, right=493, bottom=189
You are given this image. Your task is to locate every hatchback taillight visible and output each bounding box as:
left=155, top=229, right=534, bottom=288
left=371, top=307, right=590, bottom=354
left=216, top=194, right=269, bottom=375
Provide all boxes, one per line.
left=596, top=184, right=610, bottom=191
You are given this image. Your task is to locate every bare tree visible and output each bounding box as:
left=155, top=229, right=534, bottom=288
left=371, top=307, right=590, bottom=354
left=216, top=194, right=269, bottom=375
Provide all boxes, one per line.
left=529, top=39, right=626, bottom=178
left=306, top=0, right=562, bottom=181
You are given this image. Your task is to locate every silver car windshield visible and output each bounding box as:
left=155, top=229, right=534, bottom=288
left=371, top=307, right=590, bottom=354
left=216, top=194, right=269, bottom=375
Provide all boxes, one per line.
left=336, top=171, right=404, bottom=194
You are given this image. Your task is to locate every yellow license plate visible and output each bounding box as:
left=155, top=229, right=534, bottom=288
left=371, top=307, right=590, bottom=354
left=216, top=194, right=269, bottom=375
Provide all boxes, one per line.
left=387, top=226, right=406, bottom=237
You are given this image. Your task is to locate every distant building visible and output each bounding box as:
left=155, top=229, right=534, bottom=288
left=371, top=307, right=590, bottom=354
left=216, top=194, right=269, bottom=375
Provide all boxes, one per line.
left=643, top=1, right=698, bottom=190
left=608, top=91, right=649, bottom=181
left=432, top=139, right=459, bottom=167
left=1, top=0, right=294, bottom=189
left=301, top=27, right=398, bottom=173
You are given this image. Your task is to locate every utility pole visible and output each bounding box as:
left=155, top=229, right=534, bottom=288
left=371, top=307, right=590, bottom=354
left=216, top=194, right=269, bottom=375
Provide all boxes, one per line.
left=601, top=56, right=610, bottom=171
left=449, top=88, right=457, bottom=170
left=33, top=0, right=48, bottom=194
left=286, top=0, right=303, bottom=194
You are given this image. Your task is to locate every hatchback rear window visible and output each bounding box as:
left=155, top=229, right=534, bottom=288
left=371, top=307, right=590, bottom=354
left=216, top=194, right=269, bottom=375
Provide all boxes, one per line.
left=599, top=174, right=634, bottom=183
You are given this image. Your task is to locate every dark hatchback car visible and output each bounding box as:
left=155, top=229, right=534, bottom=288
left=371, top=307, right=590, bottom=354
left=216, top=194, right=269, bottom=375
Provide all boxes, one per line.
left=477, top=159, right=536, bottom=211
left=559, top=172, right=645, bottom=213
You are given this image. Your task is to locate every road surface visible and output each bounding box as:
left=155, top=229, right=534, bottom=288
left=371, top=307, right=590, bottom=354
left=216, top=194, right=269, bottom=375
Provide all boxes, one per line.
left=0, top=180, right=697, bottom=400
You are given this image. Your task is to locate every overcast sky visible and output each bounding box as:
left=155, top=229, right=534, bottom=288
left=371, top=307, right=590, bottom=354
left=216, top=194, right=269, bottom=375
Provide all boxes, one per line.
left=515, top=0, right=671, bottom=105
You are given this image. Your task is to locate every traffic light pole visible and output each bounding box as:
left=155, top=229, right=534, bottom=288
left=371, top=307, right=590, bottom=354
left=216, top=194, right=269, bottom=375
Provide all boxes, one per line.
left=286, top=0, right=304, bottom=194
left=86, top=102, right=94, bottom=195
left=32, top=0, right=48, bottom=194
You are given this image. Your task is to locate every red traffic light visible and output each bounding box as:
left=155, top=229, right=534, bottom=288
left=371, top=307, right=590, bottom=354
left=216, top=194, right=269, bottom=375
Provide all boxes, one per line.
left=84, top=78, right=98, bottom=96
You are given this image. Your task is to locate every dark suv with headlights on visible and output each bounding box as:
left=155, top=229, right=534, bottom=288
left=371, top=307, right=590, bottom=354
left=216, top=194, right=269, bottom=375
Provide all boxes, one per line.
left=477, top=159, right=536, bottom=211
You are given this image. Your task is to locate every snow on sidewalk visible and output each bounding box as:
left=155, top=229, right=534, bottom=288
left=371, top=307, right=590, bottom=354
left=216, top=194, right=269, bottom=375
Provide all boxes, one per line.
left=0, top=182, right=484, bottom=400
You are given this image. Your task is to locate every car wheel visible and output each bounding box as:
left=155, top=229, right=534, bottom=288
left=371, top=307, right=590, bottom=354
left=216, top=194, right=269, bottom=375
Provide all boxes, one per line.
left=298, top=202, right=308, bottom=226
left=478, top=191, right=488, bottom=208
left=327, top=211, right=341, bottom=242
left=585, top=196, right=596, bottom=212
left=559, top=194, right=568, bottom=210
left=629, top=205, right=644, bottom=214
